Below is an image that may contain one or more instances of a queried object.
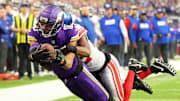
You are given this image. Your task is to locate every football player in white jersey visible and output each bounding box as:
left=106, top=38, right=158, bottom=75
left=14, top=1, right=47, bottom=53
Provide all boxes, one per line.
left=61, top=24, right=152, bottom=101
left=61, top=11, right=176, bottom=101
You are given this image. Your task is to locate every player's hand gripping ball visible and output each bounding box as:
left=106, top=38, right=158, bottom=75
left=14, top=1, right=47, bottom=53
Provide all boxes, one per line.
left=40, top=43, right=65, bottom=65
left=40, top=43, right=55, bottom=62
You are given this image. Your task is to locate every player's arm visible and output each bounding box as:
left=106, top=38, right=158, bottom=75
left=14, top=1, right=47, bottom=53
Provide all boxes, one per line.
left=62, top=41, right=77, bottom=70
left=119, top=19, right=130, bottom=46
left=54, top=41, right=77, bottom=70
left=124, top=17, right=130, bottom=30
left=77, top=35, right=90, bottom=57
left=61, top=25, right=91, bottom=57
left=61, top=35, right=90, bottom=57
left=131, top=24, right=138, bottom=48
left=95, top=22, right=105, bottom=41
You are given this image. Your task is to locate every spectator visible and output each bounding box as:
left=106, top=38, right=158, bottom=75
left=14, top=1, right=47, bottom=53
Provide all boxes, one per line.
left=168, top=20, right=176, bottom=59
left=112, top=7, right=118, bottom=15
left=11, top=0, right=20, bottom=16
left=45, top=0, right=54, bottom=5
left=0, top=4, right=12, bottom=73
left=99, top=4, right=130, bottom=65
left=124, top=5, right=138, bottom=66
left=5, top=3, right=18, bottom=73
left=176, top=23, right=180, bottom=55
left=8, top=0, right=21, bottom=74
left=12, top=2, right=35, bottom=79
left=132, top=11, right=154, bottom=66
left=119, top=10, right=127, bottom=19
left=150, top=9, right=170, bottom=63
left=75, top=5, right=97, bottom=44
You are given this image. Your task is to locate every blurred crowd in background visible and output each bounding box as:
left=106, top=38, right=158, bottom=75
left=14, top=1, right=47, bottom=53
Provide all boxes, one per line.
left=0, top=0, right=180, bottom=80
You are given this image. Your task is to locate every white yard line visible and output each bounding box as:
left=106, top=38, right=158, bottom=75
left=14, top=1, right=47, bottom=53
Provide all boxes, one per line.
left=0, top=60, right=179, bottom=101
left=0, top=80, right=73, bottom=101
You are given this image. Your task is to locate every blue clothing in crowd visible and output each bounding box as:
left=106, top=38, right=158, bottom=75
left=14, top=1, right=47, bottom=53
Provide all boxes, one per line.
left=150, top=16, right=170, bottom=44
left=124, top=15, right=138, bottom=44
left=169, top=27, right=176, bottom=42
left=7, top=14, right=13, bottom=25
left=75, top=16, right=96, bottom=43
left=0, top=18, right=12, bottom=43
left=7, top=14, right=13, bottom=47
left=132, top=20, right=154, bottom=44
left=176, top=27, right=180, bottom=41
left=99, top=14, right=124, bottom=45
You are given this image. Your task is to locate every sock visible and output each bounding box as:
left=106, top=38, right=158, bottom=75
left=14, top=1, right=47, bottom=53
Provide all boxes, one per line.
left=137, top=68, right=152, bottom=80
left=123, top=70, right=135, bottom=101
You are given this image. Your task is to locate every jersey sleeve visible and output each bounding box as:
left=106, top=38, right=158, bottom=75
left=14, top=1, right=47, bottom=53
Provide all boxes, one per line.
left=68, top=25, right=79, bottom=42
left=70, top=32, right=79, bottom=42
left=28, top=28, right=40, bottom=51
left=124, top=17, right=130, bottom=30
left=75, top=24, right=87, bottom=39
left=119, top=19, right=128, bottom=38
left=28, top=28, right=38, bottom=42
left=132, top=24, right=138, bottom=43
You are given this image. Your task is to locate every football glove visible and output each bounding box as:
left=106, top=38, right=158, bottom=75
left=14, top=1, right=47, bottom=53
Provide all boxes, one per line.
left=29, top=45, right=51, bottom=62
left=52, top=49, right=66, bottom=66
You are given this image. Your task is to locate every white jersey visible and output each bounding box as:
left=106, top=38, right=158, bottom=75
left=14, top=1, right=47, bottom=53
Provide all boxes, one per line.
left=75, top=24, right=105, bottom=72
left=84, top=40, right=106, bottom=72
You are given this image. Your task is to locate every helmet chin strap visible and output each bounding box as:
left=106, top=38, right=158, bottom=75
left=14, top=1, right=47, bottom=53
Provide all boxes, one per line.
left=38, top=23, right=51, bottom=38
left=40, top=21, right=62, bottom=38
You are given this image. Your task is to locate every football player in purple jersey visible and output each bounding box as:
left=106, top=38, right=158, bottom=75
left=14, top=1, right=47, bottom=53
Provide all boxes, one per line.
left=28, top=5, right=109, bottom=101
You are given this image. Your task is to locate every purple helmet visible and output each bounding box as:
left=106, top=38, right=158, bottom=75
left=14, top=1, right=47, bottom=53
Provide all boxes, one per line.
left=38, top=5, right=64, bottom=38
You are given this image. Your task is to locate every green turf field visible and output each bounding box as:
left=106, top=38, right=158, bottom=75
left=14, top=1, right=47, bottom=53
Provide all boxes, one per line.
left=54, top=71, right=180, bottom=101
left=0, top=75, right=58, bottom=89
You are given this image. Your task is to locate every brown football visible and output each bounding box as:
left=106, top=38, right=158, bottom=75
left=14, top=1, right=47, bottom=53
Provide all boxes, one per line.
left=40, top=43, right=55, bottom=59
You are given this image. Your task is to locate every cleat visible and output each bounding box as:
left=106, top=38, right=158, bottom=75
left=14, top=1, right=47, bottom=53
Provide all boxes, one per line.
left=133, top=75, right=153, bottom=94
left=128, top=58, right=148, bottom=72
left=150, top=58, right=176, bottom=76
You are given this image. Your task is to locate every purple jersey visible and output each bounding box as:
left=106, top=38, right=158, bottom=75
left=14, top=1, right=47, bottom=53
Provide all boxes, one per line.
left=28, top=25, right=79, bottom=78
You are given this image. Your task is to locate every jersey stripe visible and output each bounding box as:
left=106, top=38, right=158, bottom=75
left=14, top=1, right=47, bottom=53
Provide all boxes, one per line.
left=108, top=60, right=124, bottom=101
left=76, top=25, right=87, bottom=39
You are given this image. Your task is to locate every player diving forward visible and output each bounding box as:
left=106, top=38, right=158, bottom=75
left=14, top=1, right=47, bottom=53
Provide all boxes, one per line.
left=28, top=5, right=109, bottom=101
left=60, top=11, right=176, bottom=101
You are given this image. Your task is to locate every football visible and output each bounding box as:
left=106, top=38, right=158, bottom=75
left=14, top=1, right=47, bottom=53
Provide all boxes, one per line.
left=40, top=43, right=55, bottom=59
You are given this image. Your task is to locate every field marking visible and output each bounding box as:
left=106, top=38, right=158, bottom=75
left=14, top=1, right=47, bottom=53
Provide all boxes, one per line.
left=0, top=80, right=73, bottom=101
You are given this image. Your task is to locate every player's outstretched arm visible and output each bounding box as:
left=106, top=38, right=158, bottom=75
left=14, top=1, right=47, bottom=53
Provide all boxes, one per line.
left=61, top=41, right=77, bottom=70
left=76, top=35, right=90, bottom=57
left=61, top=35, right=90, bottom=57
